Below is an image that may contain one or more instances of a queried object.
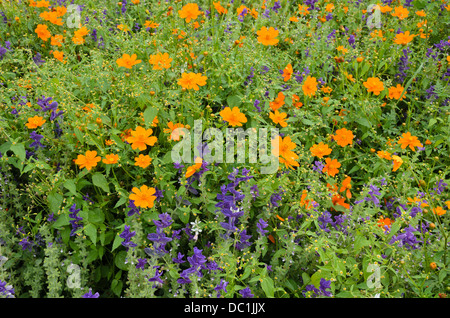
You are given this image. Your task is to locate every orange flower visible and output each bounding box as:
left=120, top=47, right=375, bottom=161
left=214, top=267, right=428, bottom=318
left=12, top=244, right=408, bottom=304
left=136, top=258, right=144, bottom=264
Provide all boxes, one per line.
left=126, top=126, right=158, bottom=151
left=164, top=122, right=186, bottom=141
left=185, top=157, right=203, bottom=178
left=256, top=26, right=279, bottom=46
left=25, top=115, right=46, bottom=129
left=292, top=94, right=303, bottom=108
left=220, top=107, right=247, bottom=127
left=322, top=158, right=341, bottom=177
left=144, top=20, right=159, bottom=28
left=40, top=11, right=63, bottom=26
left=129, top=185, right=157, bottom=209
left=432, top=206, right=446, bottom=216
left=377, top=150, right=392, bottom=160
left=270, top=92, right=285, bottom=111
left=149, top=52, right=172, bottom=70
left=116, top=53, right=142, bottom=69
left=392, top=155, right=403, bottom=171
left=302, top=76, right=318, bottom=97
left=333, top=128, right=354, bottom=147
left=310, top=142, right=332, bottom=158
left=377, top=216, right=392, bottom=230
left=363, top=77, right=384, bottom=95
left=340, top=176, right=352, bottom=199
left=282, top=63, right=293, bottom=82
left=397, top=132, right=422, bottom=151
left=272, top=136, right=299, bottom=169
left=269, top=110, right=288, bottom=127
left=213, top=1, right=228, bottom=14
left=102, top=154, right=119, bottom=164
left=134, top=154, right=152, bottom=168
left=50, top=34, right=64, bottom=47
left=52, top=50, right=66, bottom=63
left=407, top=196, right=429, bottom=208
left=391, top=5, right=409, bottom=20
left=177, top=72, right=207, bottom=90
left=388, top=84, right=406, bottom=99
left=35, top=24, right=51, bottom=41
left=394, top=31, right=415, bottom=45
left=74, top=150, right=101, bottom=171
left=72, top=26, right=90, bottom=44
left=298, top=4, right=310, bottom=15
left=332, top=194, right=350, bottom=209
left=178, top=3, right=202, bottom=23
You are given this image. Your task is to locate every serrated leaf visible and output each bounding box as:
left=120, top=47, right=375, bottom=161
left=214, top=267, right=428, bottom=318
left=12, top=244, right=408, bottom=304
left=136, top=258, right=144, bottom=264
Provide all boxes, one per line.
left=92, top=173, right=110, bottom=193
left=84, top=223, right=97, bottom=245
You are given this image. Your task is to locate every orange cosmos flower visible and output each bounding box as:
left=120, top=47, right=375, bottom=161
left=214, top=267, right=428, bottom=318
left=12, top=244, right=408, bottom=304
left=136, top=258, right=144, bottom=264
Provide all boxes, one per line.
left=322, top=158, right=341, bottom=177
left=272, top=136, right=300, bottom=169
left=282, top=63, right=293, bottom=82
left=126, top=126, right=158, bottom=151
left=177, top=72, right=207, bottom=90
left=269, top=110, right=288, bottom=127
left=270, top=92, right=285, bottom=111
left=40, top=11, right=63, bottom=26
left=134, top=154, right=152, bottom=168
left=340, top=176, right=352, bottom=199
left=129, top=185, right=157, bottom=209
left=363, top=77, right=384, bottom=95
left=102, top=154, right=119, bottom=164
left=391, top=6, right=409, bottom=20
left=164, top=122, right=186, bottom=141
left=74, top=150, right=101, bottom=171
left=185, top=157, right=203, bottom=178
left=298, top=4, right=310, bottom=15
left=432, top=206, right=446, bottom=216
left=256, top=26, right=279, bottom=46
left=178, top=3, right=202, bottom=23
left=302, top=76, right=318, bottom=97
left=397, top=132, right=422, bottom=151
left=50, top=34, right=64, bottom=47
left=332, top=194, right=350, bottom=209
left=213, top=1, right=228, bottom=14
left=377, top=216, right=392, bottom=230
left=388, top=84, right=406, bottom=99
left=220, top=107, right=247, bottom=127
left=149, top=52, right=172, bottom=70
left=392, top=155, right=403, bottom=171
left=55, top=6, right=67, bottom=17
left=377, top=150, right=392, bottom=160
left=25, top=115, right=46, bottom=129
left=333, top=128, right=354, bottom=147
left=407, top=196, right=429, bottom=208
left=52, top=50, right=66, bottom=63
left=292, top=94, right=303, bottom=108
left=394, top=31, right=415, bottom=45
left=310, top=142, right=332, bottom=158
left=116, top=53, right=142, bottom=69
left=35, top=24, right=51, bottom=41
left=144, top=20, right=159, bottom=28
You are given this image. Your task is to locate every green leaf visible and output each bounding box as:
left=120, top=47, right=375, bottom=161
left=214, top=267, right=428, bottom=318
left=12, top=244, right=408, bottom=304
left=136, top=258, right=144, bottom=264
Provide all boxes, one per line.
left=52, top=213, right=70, bottom=229
left=112, top=233, right=123, bottom=252
left=439, top=269, right=447, bottom=283
left=92, top=173, right=110, bottom=193
left=114, top=250, right=128, bottom=270
left=10, top=143, right=25, bottom=162
left=48, top=191, right=63, bottom=214
left=178, top=207, right=190, bottom=224
left=143, top=106, right=158, bottom=127
left=227, top=95, right=241, bottom=107
left=310, top=271, right=324, bottom=289
left=64, top=179, right=77, bottom=196
left=84, top=223, right=97, bottom=245
left=261, top=277, right=274, bottom=298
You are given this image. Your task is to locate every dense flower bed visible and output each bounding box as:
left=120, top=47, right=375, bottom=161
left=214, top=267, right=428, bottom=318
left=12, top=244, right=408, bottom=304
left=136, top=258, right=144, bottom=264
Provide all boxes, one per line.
left=0, top=0, right=449, bottom=298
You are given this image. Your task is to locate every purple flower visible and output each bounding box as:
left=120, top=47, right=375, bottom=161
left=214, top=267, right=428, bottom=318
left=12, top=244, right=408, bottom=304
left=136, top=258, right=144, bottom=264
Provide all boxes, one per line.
left=172, top=252, right=186, bottom=264
left=69, top=204, right=83, bottom=236
left=148, top=266, right=164, bottom=287
left=235, top=229, right=252, bottom=251
left=0, top=280, right=15, bottom=298
left=257, top=218, right=269, bottom=237
left=136, top=258, right=147, bottom=270
left=29, top=131, right=45, bottom=150
left=82, top=288, right=100, bottom=298
left=19, top=237, right=33, bottom=251
left=214, top=279, right=228, bottom=298
left=239, top=286, right=254, bottom=298
left=319, top=278, right=332, bottom=297
left=119, top=225, right=137, bottom=250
